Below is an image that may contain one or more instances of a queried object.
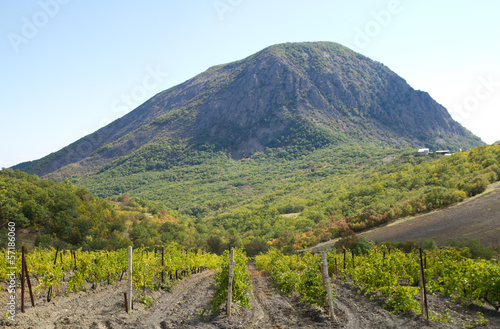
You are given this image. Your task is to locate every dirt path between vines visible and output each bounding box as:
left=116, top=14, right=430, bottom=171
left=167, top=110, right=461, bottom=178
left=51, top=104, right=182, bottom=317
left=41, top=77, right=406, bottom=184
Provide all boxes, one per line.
left=2, top=264, right=499, bottom=328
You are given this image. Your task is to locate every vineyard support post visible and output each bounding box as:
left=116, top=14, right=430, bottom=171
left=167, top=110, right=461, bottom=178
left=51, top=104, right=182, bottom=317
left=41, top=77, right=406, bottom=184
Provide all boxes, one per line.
left=47, top=247, right=59, bottom=302
left=54, top=247, right=59, bottom=264
left=321, top=251, right=336, bottom=321
left=351, top=250, right=355, bottom=270
left=343, top=249, right=346, bottom=270
left=419, top=248, right=428, bottom=319
left=320, top=261, right=326, bottom=285
left=128, top=246, right=133, bottom=312
left=124, top=292, right=129, bottom=313
left=21, top=246, right=25, bottom=313
left=227, top=248, right=235, bottom=316
left=73, top=250, right=77, bottom=270
left=161, top=247, right=165, bottom=284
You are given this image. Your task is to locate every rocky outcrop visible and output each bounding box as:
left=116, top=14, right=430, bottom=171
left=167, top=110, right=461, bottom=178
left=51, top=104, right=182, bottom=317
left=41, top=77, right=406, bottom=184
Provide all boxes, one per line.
left=14, top=42, right=483, bottom=176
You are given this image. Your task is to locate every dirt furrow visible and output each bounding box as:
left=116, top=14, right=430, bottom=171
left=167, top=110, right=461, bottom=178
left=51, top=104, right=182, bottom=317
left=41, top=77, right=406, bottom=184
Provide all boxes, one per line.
left=3, top=261, right=500, bottom=328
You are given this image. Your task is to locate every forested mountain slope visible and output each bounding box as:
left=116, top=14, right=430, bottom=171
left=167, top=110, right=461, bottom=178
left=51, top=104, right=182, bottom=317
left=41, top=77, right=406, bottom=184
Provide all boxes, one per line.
left=9, top=42, right=493, bottom=253
left=14, top=42, right=482, bottom=178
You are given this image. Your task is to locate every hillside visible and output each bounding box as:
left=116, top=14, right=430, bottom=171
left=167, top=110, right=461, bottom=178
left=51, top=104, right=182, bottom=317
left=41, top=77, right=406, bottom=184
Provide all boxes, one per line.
left=304, top=180, right=500, bottom=253
left=0, top=169, right=192, bottom=250
left=9, top=42, right=495, bottom=254
left=5, top=143, right=500, bottom=255
left=361, top=181, right=500, bottom=246
left=14, top=42, right=482, bottom=179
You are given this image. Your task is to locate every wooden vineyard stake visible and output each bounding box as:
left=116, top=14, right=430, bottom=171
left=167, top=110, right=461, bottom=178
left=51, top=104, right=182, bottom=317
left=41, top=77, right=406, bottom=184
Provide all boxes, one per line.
left=226, top=248, right=235, bottom=316
left=54, top=247, right=60, bottom=265
left=124, top=292, right=129, bottom=313
left=47, top=247, right=59, bottom=302
left=419, top=248, right=429, bottom=319
left=72, top=250, right=77, bottom=270
left=321, top=251, right=336, bottom=321
left=343, top=249, right=346, bottom=270
left=351, top=250, right=355, bottom=270
left=320, top=261, right=326, bottom=285
left=161, top=247, right=165, bottom=284
left=128, top=246, right=133, bottom=312
left=22, top=247, right=35, bottom=308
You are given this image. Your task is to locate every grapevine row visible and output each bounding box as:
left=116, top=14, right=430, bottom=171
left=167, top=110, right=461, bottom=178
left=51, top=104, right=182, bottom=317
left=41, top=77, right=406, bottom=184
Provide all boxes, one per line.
left=255, top=249, right=329, bottom=307
left=205, top=248, right=252, bottom=315
left=0, top=244, right=221, bottom=304
left=256, top=247, right=499, bottom=315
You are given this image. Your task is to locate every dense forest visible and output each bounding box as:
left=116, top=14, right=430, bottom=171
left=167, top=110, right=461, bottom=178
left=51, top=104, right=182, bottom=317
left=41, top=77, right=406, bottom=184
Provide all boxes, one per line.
left=2, top=144, right=499, bottom=255
left=0, top=169, right=196, bottom=250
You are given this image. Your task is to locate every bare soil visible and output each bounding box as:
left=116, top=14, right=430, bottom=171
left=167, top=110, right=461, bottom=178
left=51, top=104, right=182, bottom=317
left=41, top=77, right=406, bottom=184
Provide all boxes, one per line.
left=361, top=182, right=500, bottom=246
left=2, top=262, right=499, bottom=328
left=306, top=182, right=500, bottom=253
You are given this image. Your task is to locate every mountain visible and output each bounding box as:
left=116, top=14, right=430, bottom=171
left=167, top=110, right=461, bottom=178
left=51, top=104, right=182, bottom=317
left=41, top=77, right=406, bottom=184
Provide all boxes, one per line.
left=14, top=42, right=482, bottom=178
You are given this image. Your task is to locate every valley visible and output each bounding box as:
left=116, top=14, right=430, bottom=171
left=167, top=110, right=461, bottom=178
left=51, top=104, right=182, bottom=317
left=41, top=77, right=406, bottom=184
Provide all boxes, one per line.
left=2, top=41, right=500, bottom=329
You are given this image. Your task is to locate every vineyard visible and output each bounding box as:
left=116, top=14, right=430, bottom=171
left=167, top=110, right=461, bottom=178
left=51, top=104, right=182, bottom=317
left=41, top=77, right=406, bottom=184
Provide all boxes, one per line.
left=0, top=244, right=220, bottom=314
left=1, top=245, right=500, bottom=328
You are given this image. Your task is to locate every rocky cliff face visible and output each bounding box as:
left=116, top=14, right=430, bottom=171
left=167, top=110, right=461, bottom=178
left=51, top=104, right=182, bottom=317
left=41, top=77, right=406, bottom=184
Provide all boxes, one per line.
left=15, top=42, right=483, bottom=176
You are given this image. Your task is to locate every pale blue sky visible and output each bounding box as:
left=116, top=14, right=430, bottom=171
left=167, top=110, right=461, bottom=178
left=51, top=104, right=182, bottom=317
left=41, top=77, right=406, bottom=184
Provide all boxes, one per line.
left=1, top=0, right=499, bottom=168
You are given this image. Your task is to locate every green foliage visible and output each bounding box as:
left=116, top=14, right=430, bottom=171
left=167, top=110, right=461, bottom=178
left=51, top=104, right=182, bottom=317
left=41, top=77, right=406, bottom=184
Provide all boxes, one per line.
left=0, top=169, right=189, bottom=250
left=429, top=308, right=453, bottom=323
left=71, top=144, right=500, bottom=253
left=383, top=285, right=421, bottom=314
left=205, top=248, right=252, bottom=314
left=425, top=248, right=500, bottom=310
left=327, top=246, right=500, bottom=314
left=446, top=238, right=496, bottom=260
left=255, top=249, right=331, bottom=307
left=7, top=143, right=500, bottom=254
left=420, top=239, right=437, bottom=251
left=0, top=244, right=220, bottom=298
left=331, top=248, right=420, bottom=314
left=34, top=234, right=55, bottom=248
left=351, top=236, right=373, bottom=255
left=0, top=169, right=129, bottom=249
